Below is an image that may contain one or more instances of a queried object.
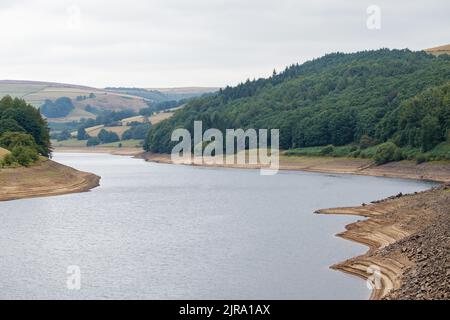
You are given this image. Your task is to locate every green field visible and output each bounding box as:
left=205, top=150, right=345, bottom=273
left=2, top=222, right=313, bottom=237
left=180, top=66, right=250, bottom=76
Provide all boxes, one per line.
left=51, top=139, right=88, bottom=148
left=97, top=139, right=144, bottom=148
left=51, top=139, right=144, bottom=148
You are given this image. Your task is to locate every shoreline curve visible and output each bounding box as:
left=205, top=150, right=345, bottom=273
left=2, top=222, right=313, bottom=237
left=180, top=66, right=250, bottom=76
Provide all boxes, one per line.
left=0, top=159, right=100, bottom=202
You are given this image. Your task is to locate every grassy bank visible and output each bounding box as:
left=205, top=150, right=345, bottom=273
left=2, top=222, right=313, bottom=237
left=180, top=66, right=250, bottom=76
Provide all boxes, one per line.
left=284, top=142, right=450, bottom=163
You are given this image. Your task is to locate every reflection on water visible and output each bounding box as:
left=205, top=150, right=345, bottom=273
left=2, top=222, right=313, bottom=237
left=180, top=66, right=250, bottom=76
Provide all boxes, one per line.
left=0, top=153, right=434, bottom=299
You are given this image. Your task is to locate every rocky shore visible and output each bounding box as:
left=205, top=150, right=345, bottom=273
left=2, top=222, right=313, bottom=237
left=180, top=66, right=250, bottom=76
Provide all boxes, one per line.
left=318, top=184, right=449, bottom=300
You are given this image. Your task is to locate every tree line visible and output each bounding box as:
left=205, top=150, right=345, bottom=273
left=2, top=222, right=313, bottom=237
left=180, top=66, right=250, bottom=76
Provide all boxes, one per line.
left=40, top=97, right=74, bottom=118
left=0, top=96, right=51, bottom=166
left=145, top=49, right=450, bottom=163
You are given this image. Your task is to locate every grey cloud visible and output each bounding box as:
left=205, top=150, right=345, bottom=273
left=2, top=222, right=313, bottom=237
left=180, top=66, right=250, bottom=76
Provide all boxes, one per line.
left=0, top=0, right=449, bottom=87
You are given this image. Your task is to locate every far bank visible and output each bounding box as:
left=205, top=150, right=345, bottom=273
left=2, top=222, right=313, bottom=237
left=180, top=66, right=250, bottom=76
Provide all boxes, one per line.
left=140, top=152, right=450, bottom=183
left=53, top=147, right=450, bottom=183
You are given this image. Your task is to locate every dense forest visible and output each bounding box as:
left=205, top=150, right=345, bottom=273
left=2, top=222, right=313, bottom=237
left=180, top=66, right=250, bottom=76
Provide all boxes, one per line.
left=145, top=49, right=450, bottom=162
left=0, top=96, right=51, bottom=166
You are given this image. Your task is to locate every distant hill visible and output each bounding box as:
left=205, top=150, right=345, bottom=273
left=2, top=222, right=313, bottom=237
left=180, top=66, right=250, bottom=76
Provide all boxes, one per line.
left=426, top=44, right=450, bottom=56
left=106, top=86, right=219, bottom=102
left=0, top=80, right=218, bottom=123
left=145, top=48, right=450, bottom=161
left=0, top=80, right=149, bottom=122
left=148, top=87, right=220, bottom=99
left=104, top=87, right=169, bottom=102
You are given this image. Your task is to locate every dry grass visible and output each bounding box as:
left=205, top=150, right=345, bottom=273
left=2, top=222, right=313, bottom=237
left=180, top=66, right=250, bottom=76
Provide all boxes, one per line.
left=0, top=83, right=48, bottom=98
left=51, top=139, right=88, bottom=148
left=70, top=124, right=105, bottom=136
left=425, top=44, right=450, bottom=56
left=148, top=87, right=219, bottom=94
left=150, top=112, right=174, bottom=125
left=121, top=115, right=149, bottom=125
left=0, top=147, right=10, bottom=160
left=88, top=126, right=131, bottom=138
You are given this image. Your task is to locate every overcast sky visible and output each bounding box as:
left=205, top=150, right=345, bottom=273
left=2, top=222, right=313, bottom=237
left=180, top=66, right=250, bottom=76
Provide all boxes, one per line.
left=0, top=0, right=448, bottom=88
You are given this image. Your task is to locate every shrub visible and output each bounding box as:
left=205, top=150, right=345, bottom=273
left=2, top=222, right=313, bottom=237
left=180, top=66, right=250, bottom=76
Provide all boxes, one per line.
left=320, top=145, right=334, bottom=156
left=374, top=142, right=403, bottom=165
left=1, top=153, right=17, bottom=167
left=122, top=123, right=151, bottom=140
left=40, top=97, right=74, bottom=118
left=0, top=132, right=38, bottom=151
left=350, top=150, right=361, bottom=158
left=393, top=148, right=405, bottom=162
left=359, top=135, right=377, bottom=149
left=11, top=146, right=39, bottom=166
left=98, top=129, right=120, bottom=143
left=416, top=154, right=427, bottom=164
left=87, top=137, right=101, bottom=147
left=56, top=129, right=71, bottom=141
left=77, top=128, right=89, bottom=140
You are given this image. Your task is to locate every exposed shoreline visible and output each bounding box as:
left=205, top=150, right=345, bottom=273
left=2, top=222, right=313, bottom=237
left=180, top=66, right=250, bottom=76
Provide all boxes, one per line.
left=54, top=147, right=142, bottom=156
left=138, top=152, right=450, bottom=183
left=317, top=184, right=449, bottom=300
left=0, top=159, right=100, bottom=202
left=52, top=149, right=450, bottom=299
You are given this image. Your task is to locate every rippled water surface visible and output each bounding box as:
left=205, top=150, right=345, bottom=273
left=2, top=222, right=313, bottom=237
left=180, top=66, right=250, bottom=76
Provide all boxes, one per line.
left=0, top=153, right=435, bottom=299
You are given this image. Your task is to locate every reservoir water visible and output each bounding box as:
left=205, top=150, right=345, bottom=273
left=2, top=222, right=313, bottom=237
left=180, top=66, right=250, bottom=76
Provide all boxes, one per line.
left=0, top=153, right=435, bottom=299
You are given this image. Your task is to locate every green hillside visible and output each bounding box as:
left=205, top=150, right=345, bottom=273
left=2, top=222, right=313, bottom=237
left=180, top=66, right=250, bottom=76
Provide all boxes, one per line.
left=145, top=49, right=450, bottom=161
